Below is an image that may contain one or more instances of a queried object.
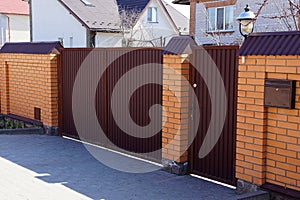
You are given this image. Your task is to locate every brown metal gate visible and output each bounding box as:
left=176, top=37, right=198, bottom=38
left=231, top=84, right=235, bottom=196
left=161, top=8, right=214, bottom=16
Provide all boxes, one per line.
left=189, top=46, right=239, bottom=186
left=60, top=48, right=163, bottom=162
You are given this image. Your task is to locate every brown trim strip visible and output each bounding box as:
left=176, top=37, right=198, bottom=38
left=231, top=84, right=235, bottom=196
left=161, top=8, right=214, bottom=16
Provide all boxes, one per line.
left=262, top=183, right=300, bottom=199
left=197, top=0, right=237, bottom=8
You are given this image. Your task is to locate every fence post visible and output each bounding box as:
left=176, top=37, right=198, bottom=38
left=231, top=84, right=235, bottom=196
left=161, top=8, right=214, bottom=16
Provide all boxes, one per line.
left=162, top=53, right=190, bottom=175
left=0, top=52, right=59, bottom=135
left=161, top=36, right=196, bottom=175
left=236, top=56, right=268, bottom=193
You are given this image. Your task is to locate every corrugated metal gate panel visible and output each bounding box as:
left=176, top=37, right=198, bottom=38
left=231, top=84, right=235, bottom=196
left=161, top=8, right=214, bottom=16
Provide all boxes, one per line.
left=61, top=49, right=92, bottom=139
left=189, top=46, right=239, bottom=186
left=61, top=48, right=162, bottom=162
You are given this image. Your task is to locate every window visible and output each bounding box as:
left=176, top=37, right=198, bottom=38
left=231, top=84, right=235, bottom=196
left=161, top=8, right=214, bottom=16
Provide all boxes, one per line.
left=147, top=7, right=158, bottom=22
left=207, top=6, right=233, bottom=32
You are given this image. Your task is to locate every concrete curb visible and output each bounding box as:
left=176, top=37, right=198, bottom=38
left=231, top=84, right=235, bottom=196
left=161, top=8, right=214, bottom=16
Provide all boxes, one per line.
left=0, top=128, right=44, bottom=135
left=237, top=190, right=270, bottom=200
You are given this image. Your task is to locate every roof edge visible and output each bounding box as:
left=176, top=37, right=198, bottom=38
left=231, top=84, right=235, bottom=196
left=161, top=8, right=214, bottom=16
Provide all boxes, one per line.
left=57, top=0, right=122, bottom=32
left=57, top=0, right=90, bottom=30
left=172, top=0, right=190, bottom=5
left=1, top=12, right=29, bottom=16
left=249, top=31, right=300, bottom=37
left=90, top=28, right=121, bottom=33
left=159, top=0, right=180, bottom=34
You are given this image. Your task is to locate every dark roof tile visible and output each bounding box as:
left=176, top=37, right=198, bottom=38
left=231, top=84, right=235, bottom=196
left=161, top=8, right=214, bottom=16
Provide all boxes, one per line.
left=58, top=0, right=120, bottom=31
left=116, top=0, right=149, bottom=12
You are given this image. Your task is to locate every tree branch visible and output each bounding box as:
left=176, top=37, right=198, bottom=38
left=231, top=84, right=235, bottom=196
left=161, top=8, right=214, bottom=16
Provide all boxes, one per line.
left=254, top=0, right=299, bottom=31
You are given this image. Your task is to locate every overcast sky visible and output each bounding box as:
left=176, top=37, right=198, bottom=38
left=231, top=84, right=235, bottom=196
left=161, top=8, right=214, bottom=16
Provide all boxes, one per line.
left=164, top=0, right=190, bottom=18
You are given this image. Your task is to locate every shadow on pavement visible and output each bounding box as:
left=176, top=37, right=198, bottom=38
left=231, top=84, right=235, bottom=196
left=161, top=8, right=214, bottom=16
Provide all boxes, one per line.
left=0, top=135, right=239, bottom=200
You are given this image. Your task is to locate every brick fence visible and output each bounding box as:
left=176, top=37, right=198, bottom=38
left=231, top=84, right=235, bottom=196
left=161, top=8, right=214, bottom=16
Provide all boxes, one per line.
left=1, top=35, right=299, bottom=197
left=0, top=53, right=59, bottom=129
left=236, top=55, right=300, bottom=192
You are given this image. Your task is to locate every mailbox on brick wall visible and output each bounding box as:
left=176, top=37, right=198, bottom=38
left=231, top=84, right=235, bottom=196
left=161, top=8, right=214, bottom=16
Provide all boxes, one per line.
left=264, top=79, right=295, bottom=109
left=237, top=31, right=300, bottom=196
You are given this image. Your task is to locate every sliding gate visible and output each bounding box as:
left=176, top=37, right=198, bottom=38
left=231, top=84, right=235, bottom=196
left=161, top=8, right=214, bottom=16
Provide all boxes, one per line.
left=60, top=48, right=163, bottom=162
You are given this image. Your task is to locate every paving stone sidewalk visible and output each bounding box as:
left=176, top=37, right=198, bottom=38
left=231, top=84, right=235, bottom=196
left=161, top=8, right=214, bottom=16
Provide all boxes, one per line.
left=0, top=134, right=240, bottom=200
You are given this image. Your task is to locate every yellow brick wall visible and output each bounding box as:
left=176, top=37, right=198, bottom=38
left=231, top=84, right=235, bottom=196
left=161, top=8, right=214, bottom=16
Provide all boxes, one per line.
left=237, top=55, right=300, bottom=191
left=0, top=53, right=59, bottom=127
left=162, top=54, right=190, bottom=162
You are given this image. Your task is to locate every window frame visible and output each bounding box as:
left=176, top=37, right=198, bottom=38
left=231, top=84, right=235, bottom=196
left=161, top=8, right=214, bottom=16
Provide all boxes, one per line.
left=207, top=5, right=234, bottom=33
left=147, top=7, right=158, bottom=23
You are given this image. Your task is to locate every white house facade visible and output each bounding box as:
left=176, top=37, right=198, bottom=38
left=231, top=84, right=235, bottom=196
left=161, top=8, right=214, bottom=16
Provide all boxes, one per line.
left=0, top=0, right=30, bottom=46
left=31, top=0, right=121, bottom=48
left=0, top=14, right=6, bottom=45
left=123, top=0, right=188, bottom=47
left=30, top=0, right=189, bottom=48
left=5, top=14, right=30, bottom=43
left=31, top=0, right=87, bottom=47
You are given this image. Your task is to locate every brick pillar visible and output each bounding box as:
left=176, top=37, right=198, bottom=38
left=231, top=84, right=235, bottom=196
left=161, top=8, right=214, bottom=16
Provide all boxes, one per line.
left=0, top=53, right=59, bottom=135
left=162, top=54, right=190, bottom=175
left=237, top=55, right=300, bottom=194
left=236, top=56, right=268, bottom=193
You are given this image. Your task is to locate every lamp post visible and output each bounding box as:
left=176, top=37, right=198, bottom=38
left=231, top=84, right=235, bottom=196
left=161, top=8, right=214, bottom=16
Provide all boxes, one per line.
left=237, top=5, right=256, bottom=39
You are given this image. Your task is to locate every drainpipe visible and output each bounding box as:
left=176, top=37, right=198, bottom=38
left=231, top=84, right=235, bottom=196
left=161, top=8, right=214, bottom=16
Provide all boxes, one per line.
left=1, top=27, right=4, bottom=45
left=6, top=15, right=10, bottom=42
left=29, top=0, right=32, bottom=41
left=22, top=0, right=32, bottom=41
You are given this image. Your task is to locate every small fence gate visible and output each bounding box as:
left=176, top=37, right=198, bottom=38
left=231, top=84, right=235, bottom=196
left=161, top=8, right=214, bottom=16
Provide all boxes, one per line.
left=189, top=46, right=239, bottom=186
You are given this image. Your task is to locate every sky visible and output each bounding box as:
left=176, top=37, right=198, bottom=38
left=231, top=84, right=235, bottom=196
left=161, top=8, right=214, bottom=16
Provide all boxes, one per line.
left=164, top=0, right=190, bottom=18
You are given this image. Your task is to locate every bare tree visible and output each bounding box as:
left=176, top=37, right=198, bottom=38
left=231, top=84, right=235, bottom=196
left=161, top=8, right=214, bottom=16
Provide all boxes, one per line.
left=119, top=8, right=141, bottom=47
left=118, top=8, right=168, bottom=47
left=255, top=0, right=300, bottom=31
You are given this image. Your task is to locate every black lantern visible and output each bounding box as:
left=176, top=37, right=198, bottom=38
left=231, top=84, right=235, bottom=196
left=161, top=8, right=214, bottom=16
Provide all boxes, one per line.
left=237, top=5, right=255, bottom=39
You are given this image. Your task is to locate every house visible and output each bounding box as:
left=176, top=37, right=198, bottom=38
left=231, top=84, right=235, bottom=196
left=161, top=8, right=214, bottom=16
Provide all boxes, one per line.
left=174, top=0, right=300, bottom=45
left=0, top=0, right=30, bottom=46
left=30, top=0, right=189, bottom=47
left=117, top=0, right=189, bottom=47
left=30, top=0, right=121, bottom=48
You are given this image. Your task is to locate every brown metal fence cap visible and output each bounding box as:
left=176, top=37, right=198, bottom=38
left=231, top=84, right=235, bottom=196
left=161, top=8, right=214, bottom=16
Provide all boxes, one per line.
left=238, top=31, right=300, bottom=56
left=163, top=36, right=197, bottom=55
left=0, top=41, right=63, bottom=54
